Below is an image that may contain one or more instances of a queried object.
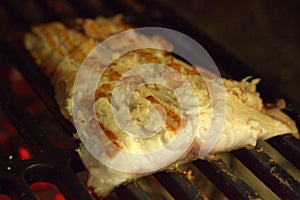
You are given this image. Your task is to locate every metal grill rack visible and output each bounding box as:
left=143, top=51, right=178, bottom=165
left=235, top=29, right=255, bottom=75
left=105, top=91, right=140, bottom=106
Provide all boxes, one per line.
left=0, top=0, right=299, bottom=199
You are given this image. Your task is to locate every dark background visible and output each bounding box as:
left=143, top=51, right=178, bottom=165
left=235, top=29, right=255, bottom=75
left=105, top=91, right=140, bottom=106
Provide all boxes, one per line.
left=160, top=0, right=300, bottom=105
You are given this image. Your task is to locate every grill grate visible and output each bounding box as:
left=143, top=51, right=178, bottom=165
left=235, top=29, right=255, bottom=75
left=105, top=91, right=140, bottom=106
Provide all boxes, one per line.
left=0, top=0, right=299, bottom=199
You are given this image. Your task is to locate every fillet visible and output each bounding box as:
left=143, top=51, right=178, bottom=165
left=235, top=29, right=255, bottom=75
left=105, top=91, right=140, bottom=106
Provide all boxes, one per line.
left=24, top=15, right=299, bottom=197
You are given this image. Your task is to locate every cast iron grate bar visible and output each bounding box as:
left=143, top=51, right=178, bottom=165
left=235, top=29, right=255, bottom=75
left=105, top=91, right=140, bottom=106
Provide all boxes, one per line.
left=233, top=146, right=300, bottom=199
left=0, top=79, right=93, bottom=200
left=154, top=171, right=207, bottom=199
left=116, top=183, right=151, bottom=200
left=267, top=135, right=300, bottom=169
left=71, top=0, right=111, bottom=18
left=3, top=41, right=75, bottom=134
left=0, top=79, right=50, bottom=153
left=2, top=0, right=74, bottom=133
left=2, top=0, right=61, bottom=27
left=194, top=156, right=262, bottom=199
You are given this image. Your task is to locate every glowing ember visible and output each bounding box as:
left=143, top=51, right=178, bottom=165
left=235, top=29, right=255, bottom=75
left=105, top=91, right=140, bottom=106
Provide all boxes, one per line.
left=54, top=193, right=65, bottom=200
left=18, top=147, right=31, bottom=160
left=30, top=182, right=65, bottom=200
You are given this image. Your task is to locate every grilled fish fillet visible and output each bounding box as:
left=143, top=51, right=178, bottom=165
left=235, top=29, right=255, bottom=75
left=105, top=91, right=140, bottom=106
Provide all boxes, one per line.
left=24, top=15, right=299, bottom=197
